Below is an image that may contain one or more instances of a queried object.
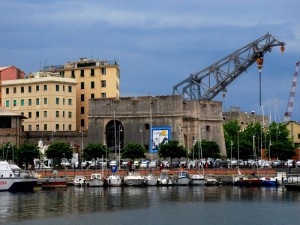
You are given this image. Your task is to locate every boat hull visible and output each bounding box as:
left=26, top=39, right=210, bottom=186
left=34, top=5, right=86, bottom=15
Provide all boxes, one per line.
left=39, top=178, right=67, bottom=188
left=106, top=175, right=122, bottom=187
left=0, top=178, right=37, bottom=192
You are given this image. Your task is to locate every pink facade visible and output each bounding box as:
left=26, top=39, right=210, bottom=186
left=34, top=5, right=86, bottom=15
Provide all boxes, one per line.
left=0, top=66, right=25, bottom=81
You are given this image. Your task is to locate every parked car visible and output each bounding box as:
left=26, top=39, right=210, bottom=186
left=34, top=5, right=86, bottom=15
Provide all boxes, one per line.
left=286, top=159, right=295, bottom=168
left=81, top=160, right=92, bottom=169
left=161, top=160, right=170, bottom=168
left=140, top=160, right=150, bottom=168
left=61, top=158, right=71, bottom=168
left=109, top=160, right=118, bottom=168
left=149, top=161, right=158, bottom=168
left=296, top=161, right=300, bottom=168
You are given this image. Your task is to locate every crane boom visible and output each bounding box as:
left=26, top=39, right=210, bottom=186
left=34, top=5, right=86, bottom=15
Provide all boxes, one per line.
left=283, top=61, right=300, bottom=122
left=172, top=33, right=285, bottom=100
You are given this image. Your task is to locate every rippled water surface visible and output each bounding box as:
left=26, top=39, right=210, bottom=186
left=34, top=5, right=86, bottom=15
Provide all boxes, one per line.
left=1, top=186, right=300, bottom=225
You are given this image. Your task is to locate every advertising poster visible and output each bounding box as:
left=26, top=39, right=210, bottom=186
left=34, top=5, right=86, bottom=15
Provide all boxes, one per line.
left=150, top=126, right=171, bottom=153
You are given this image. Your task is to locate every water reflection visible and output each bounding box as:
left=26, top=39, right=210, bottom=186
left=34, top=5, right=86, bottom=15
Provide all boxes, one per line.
left=1, top=186, right=300, bottom=224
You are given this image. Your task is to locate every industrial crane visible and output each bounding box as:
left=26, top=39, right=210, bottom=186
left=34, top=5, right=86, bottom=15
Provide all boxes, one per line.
left=283, top=61, right=300, bottom=122
left=173, top=33, right=285, bottom=102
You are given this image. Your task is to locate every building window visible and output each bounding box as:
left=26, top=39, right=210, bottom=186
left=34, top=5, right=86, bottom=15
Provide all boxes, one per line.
left=28, top=125, right=32, bottom=131
left=56, top=98, right=59, bottom=104
left=44, top=98, right=47, bottom=105
left=36, top=111, right=39, bottom=118
left=68, top=124, right=72, bottom=131
left=68, top=86, right=72, bottom=92
left=13, top=100, right=17, bottom=106
left=101, top=80, right=106, bottom=88
left=6, top=88, right=9, bottom=94
left=101, top=68, right=106, bottom=75
left=63, top=111, right=65, bottom=117
left=44, top=124, right=47, bottom=131
left=56, top=85, right=59, bottom=91
left=56, top=124, right=59, bottom=131
left=13, top=87, right=16, bottom=94
left=21, top=87, right=24, bottom=93
left=91, top=68, right=94, bottom=76
left=63, top=98, right=65, bottom=105
left=44, top=111, right=47, bottom=118
left=36, top=98, right=40, bottom=105
left=68, top=112, right=72, bottom=118
left=91, top=93, right=95, bottom=99
left=81, top=107, right=85, bottom=114
left=21, top=112, right=24, bottom=116
left=28, top=86, right=32, bottom=93
left=5, top=100, right=9, bottom=107
left=91, top=81, right=95, bottom=89
left=81, top=82, right=84, bottom=89
left=81, top=94, right=84, bottom=101
left=28, top=99, right=32, bottom=106
left=71, top=70, right=75, bottom=78
left=21, top=99, right=24, bottom=106
left=36, top=124, right=39, bottom=131
left=28, top=112, right=32, bottom=118
left=81, top=119, right=85, bottom=127
left=63, top=85, right=65, bottom=92
left=80, top=70, right=84, bottom=77
left=56, top=111, right=59, bottom=117
left=44, top=85, right=47, bottom=91
left=36, top=85, right=40, bottom=91
left=101, top=93, right=106, bottom=98
left=68, top=99, right=72, bottom=105
left=60, top=71, right=64, bottom=77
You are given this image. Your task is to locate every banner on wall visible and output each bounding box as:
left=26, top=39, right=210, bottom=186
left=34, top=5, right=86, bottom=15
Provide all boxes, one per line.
left=150, top=126, right=171, bottom=153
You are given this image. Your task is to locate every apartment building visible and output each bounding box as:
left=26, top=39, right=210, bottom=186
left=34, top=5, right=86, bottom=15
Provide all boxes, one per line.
left=44, top=58, right=120, bottom=131
left=1, top=71, right=76, bottom=132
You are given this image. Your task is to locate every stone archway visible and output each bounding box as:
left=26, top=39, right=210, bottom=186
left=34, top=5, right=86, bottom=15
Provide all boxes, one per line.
left=105, top=120, right=123, bottom=158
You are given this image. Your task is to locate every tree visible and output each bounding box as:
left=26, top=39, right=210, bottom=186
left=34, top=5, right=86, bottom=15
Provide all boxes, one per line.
left=192, top=140, right=220, bottom=159
left=15, top=142, right=40, bottom=168
left=121, top=143, right=147, bottom=162
left=45, top=141, right=73, bottom=167
left=159, top=140, right=187, bottom=163
left=82, top=143, right=107, bottom=160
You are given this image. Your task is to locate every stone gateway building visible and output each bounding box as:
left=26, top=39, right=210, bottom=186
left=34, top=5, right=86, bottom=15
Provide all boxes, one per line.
left=88, top=95, right=226, bottom=158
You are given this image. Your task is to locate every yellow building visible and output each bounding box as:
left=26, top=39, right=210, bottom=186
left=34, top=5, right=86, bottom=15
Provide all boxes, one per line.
left=1, top=72, right=77, bottom=132
left=53, top=58, right=120, bottom=131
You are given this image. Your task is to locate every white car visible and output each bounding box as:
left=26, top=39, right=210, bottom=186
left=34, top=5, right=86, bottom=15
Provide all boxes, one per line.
left=140, top=160, right=150, bottom=168
left=296, top=161, right=300, bottom=168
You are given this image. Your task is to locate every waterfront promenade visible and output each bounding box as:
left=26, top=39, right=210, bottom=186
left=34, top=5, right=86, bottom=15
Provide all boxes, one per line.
left=36, top=167, right=278, bottom=185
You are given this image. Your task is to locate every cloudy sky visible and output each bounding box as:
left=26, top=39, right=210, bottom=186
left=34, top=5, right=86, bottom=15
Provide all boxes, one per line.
left=1, top=0, right=300, bottom=122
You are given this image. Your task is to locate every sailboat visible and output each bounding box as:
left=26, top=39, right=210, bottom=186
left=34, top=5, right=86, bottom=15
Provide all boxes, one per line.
left=190, top=161, right=206, bottom=186
left=106, top=165, right=122, bottom=187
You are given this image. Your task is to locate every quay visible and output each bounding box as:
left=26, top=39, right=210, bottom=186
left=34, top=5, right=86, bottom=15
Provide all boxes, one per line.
left=35, top=167, right=278, bottom=185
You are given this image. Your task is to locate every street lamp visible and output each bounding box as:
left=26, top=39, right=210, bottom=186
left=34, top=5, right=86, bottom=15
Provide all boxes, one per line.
left=118, top=125, right=123, bottom=169
left=230, top=140, right=233, bottom=168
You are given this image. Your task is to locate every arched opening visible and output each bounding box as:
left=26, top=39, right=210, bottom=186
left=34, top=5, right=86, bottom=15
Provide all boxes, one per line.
left=105, top=120, right=123, bottom=159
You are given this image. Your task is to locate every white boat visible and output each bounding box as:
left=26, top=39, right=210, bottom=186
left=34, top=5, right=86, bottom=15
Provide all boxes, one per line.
left=157, top=170, right=172, bottom=186
left=106, top=174, right=122, bottom=187
left=73, top=175, right=87, bottom=187
left=123, top=172, right=145, bottom=186
left=87, top=173, right=105, bottom=187
left=172, top=170, right=190, bottom=186
left=145, top=174, right=158, bottom=186
left=190, top=174, right=206, bottom=186
left=205, top=177, right=219, bottom=185
left=0, top=161, right=38, bottom=192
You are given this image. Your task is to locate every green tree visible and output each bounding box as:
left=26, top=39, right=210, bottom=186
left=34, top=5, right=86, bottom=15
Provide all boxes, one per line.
left=45, top=141, right=73, bottom=166
left=82, top=143, right=107, bottom=160
left=15, top=143, right=39, bottom=168
left=121, top=143, right=147, bottom=162
left=159, top=140, right=187, bottom=162
left=192, top=140, right=220, bottom=159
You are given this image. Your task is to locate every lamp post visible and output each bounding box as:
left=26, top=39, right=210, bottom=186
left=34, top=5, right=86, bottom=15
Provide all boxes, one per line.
left=253, top=135, right=256, bottom=167
left=230, top=140, right=233, bottom=168
left=118, top=125, right=123, bottom=169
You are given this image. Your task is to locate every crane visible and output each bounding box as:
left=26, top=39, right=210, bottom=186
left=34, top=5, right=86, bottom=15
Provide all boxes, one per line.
left=283, top=61, right=300, bottom=122
left=172, top=33, right=285, bottom=101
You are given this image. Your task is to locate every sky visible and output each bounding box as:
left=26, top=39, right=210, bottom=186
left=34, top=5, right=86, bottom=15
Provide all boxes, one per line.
left=1, top=0, right=300, bottom=123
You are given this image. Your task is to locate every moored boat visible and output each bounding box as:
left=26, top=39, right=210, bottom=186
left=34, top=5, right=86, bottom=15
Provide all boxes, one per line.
left=40, top=177, right=67, bottom=188
left=145, top=174, right=158, bottom=186
left=190, top=174, right=206, bottom=186
left=73, top=175, right=87, bottom=187
left=106, top=174, right=122, bottom=187
left=123, top=172, right=145, bottom=186
left=87, top=173, right=105, bottom=187
left=0, top=161, right=38, bottom=192
left=172, top=170, right=190, bottom=186
left=205, top=176, right=219, bottom=185
left=260, top=177, right=278, bottom=187
left=157, top=170, right=172, bottom=186
left=233, top=176, right=261, bottom=187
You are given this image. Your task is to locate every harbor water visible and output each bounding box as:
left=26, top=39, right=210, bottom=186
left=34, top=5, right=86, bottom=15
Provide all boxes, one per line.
left=1, top=185, right=300, bottom=225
